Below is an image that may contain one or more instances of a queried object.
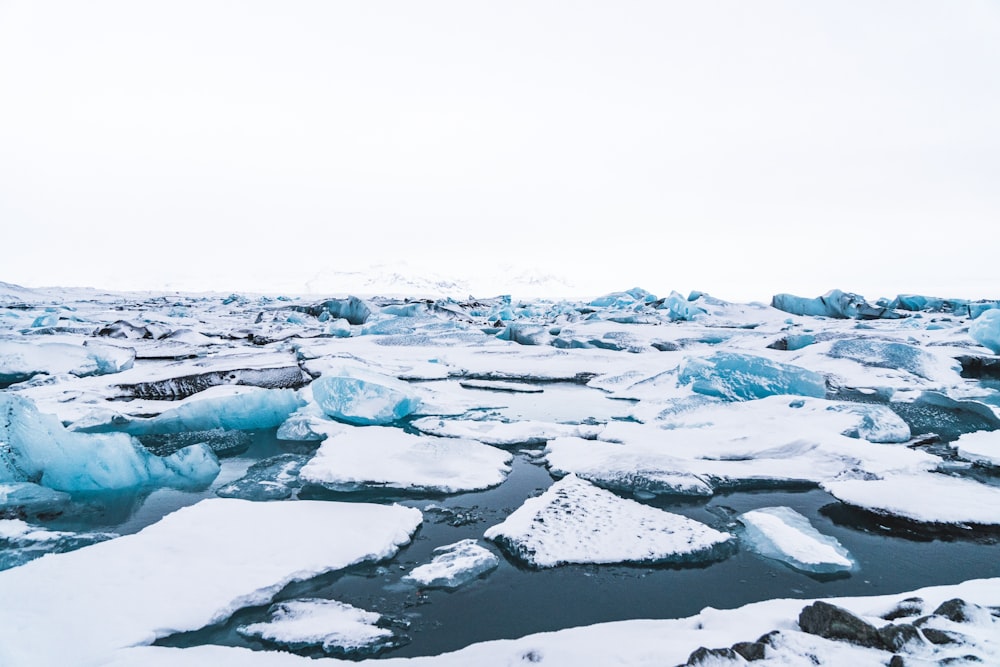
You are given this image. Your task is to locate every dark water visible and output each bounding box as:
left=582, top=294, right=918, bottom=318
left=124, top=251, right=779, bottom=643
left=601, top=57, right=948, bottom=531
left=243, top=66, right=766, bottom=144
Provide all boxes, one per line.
left=144, top=436, right=1000, bottom=660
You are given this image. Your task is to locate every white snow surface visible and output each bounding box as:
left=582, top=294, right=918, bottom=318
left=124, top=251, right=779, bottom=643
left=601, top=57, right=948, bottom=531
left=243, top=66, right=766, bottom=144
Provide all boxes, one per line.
left=954, top=430, right=1000, bottom=467
left=411, top=416, right=601, bottom=447
left=104, top=578, right=1000, bottom=667
left=0, top=499, right=422, bottom=667
left=484, top=474, right=732, bottom=567
left=299, top=426, right=512, bottom=493
left=822, top=474, right=1000, bottom=525
left=238, top=598, right=393, bottom=653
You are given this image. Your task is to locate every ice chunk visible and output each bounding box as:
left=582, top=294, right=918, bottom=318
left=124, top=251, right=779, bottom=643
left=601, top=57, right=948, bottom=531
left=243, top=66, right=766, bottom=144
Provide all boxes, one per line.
left=299, top=426, right=512, bottom=493
left=677, top=352, right=827, bottom=401
left=953, top=431, right=1000, bottom=467
left=115, top=365, right=308, bottom=400
left=655, top=291, right=707, bottom=321
left=484, top=475, right=733, bottom=568
left=122, top=387, right=305, bottom=435
left=739, top=507, right=855, bottom=574
left=137, top=429, right=253, bottom=458
left=970, top=309, right=1000, bottom=354
left=771, top=290, right=903, bottom=319
left=237, top=598, right=403, bottom=656
left=0, top=482, right=71, bottom=518
left=0, top=393, right=220, bottom=492
left=403, top=539, right=499, bottom=589
left=496, top=324, right=551, bottom=346
left=822, top=474, right=1000, bottom=526
left=216, top=454, right=310, bottom=501
left=295, top=296, right=372, bottom=324
left=0, top=340, right=134, bottom=387
left=0, top=519, right=117, bottom=571
left=311, top=367, right=421, bottom=425
left=889, top=391, right=1000, bottom=442
left=0, top=499, right=422, bottom=666
left=828, top=403, right=911, bottom=443
left=827, top=338, right=959, bottom=381
left=276, top=407, right=350, bottom=442
left=412, top=417, right=601, bottom=447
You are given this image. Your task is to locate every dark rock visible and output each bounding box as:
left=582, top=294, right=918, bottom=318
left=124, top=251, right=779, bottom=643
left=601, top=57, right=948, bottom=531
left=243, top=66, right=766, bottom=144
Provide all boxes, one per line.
left=731, top=640, right=766, bottom=661
left=933, top=598, right=977, bottom=624
left=755, top=630, right=783, bottom=647
left=878, top=623, right=923, bottom=651
left=921, top=628, right=964, bottom=645
left=882, top=597, right=924, bottom=621
left=888, top=656, right=906, bottom=667
left=653, top=341, right=682, bottom=352
left=798, top=601, right=885, bottom=649
left=684, top=646, right=741, bottom=665
left=956, top=355, right=1000, bottom=380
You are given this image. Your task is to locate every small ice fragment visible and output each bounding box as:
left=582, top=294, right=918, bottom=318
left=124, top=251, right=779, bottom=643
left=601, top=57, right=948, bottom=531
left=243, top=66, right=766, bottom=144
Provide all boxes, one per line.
left=311, top=367, right=420, bottom=425
left=403, top=539, right=499, bottom=589
left=739, top=506, right=854, bottom=574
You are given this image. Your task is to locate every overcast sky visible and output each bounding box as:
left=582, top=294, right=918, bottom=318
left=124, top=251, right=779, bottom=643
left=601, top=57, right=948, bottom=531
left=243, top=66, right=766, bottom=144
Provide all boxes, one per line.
left=1, top=1, right=997, bottom=302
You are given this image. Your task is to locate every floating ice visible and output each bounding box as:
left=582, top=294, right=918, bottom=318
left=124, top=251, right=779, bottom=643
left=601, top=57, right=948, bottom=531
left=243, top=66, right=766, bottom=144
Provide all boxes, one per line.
left=295, top=296, right=372, bottom=325
left=115, top=365, right=308, bottom=400
left=828, top=403, right=911, bottom=444
left=277, top=404, right=350, bottom=441
left=216, top=454, right=310, bottom=501
left=0, top=340, right=134, bottom=387
left=0, top=482, right=71, bottom=518
left=237, top=598, right=403, bottom=656
left=771, top=289, right=903, bottom=320
left=484, top=475, right=733, bottom=568
left=403, top=539, right=499, bottom=589
left=677, top=352, right=827, bottom=401
left=544, top=397, right=937, bottom=496
left=0, top=519, right=117, bottom=571
left=299, top=426, right=512, bottom=494
left=122, top=387, right=305, bottom=436
left=822, top=474, right=1000, bottom=526
left=739, top=506, right=855, bottom=574
left=412, top=417, right=601, bottom=447
left=0, top=393, right=220, bottom=492
left=970, top=309, right=1000, bottom=354
left=311, top=367, right=421, bottom=425
left=827, top=338, right=958, bottom=381
left=0, top=499, right=422, bottom=666
left=953, top=430, right=1000, bottom=467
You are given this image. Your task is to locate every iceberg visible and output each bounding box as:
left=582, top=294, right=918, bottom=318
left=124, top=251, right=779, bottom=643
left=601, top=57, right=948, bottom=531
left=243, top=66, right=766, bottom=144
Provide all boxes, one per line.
left=771, top=290, right=904, bottom=320
left=822, top=474, right=1000, bottom=526
left=295, top=296, right=372, bottom=325
left=0, top=482, right=71, bottom=518
left=655, top=291, right=707, bottom=321
left=311, top=368, right=421, bottom=425
left=969, top=309, right=1000, bottom=354
left=738, top=506, right=855, bottom=574
left=484, top=475, right=733, bottom=568
left=121, top=387, right=305, bottom=436
left=677, top=352, right=827, bottom=401
left=827, top=338, right=958, bottom=381
left=0, top=393, right=220, bottom=492
left=299, top=426, right=512, bottom=494
left=237, top=598, right=404, bottom=656
left=0, top=340, right=134, bottom=387
left=402, top=539, right=500, bottom=589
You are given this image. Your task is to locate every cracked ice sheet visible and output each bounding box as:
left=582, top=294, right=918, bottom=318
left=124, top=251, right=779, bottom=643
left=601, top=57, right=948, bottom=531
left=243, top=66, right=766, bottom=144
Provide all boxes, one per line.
left=545, top=396, right=939, bottom=495
left=0, top=498, right=421, bottom=667
left=106, top=578, right=1000, bottom=667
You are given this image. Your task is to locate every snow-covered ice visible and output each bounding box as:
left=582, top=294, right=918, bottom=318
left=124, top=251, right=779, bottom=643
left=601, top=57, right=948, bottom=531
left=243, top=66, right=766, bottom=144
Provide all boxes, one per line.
left=969, top=308, right=1000, bottom=354
left=484, top=474, right=733, bottom=567
left=299, top=426, right=512, bottom=493
left=403, top=539, right=499, bottom=589
left=237, top=598, right=402, bottom=656
left=953, top=430, right=1000, bottom=467
left=0, top=498, right=421, bottom=666
left=739, top=506, right=855, bottom=574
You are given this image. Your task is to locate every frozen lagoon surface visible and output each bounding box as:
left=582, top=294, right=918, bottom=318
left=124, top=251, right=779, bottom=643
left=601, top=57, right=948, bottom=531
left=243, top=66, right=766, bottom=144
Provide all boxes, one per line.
left=2, top=283, right=1000, bottom=665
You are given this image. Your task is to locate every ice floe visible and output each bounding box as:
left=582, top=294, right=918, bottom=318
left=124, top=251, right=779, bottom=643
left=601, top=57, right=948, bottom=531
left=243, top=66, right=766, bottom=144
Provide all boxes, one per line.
left=299, top=426, right=512, bottom=493
left=403, top=539, right=499, bottom=589
left=0, top=498, right=421, bottom=666
left=738, top=506, right=855, bottom=574
left=311, top=367, right=421, bottom=425
left=822, top=474, right=1000, bottom=526
left=953, top=430, right=1000, bottom=467
left=484, top=475, right=733, bottom=567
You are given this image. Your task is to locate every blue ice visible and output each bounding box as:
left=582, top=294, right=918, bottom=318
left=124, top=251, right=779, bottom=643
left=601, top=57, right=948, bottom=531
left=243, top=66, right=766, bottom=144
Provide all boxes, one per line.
left=312, top=369, right=420, bottom=425
left=827, top=339, right=951, bottom=380
left=771, top=289, right=904, bottom=320
left=122, top=389, right=305, bottom=436
left=970, top=309, right=1000, bottom=354
left=677, top=352, right=827, bottom=401
left=0, top=394, right=220, bottom=492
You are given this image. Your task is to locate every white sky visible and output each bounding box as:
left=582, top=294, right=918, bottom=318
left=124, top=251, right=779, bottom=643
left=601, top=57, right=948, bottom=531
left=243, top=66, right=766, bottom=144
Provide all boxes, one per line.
left=1, top=1, right=998, bottom=302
